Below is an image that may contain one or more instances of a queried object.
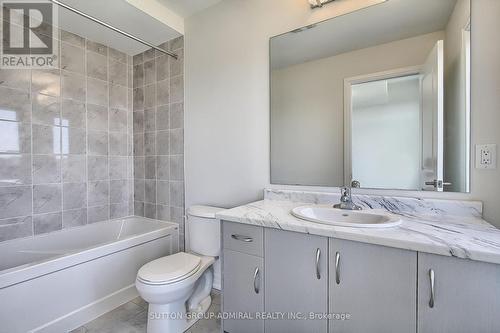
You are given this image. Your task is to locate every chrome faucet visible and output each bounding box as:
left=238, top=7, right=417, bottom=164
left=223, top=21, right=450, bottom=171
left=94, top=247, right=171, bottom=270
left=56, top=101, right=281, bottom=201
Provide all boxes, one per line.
left=333, top=186, right=362, bottom=210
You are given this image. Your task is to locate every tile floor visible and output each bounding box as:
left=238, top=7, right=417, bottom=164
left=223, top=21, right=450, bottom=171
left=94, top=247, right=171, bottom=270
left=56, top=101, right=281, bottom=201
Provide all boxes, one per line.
left=71, top=292, right=221, bottom=333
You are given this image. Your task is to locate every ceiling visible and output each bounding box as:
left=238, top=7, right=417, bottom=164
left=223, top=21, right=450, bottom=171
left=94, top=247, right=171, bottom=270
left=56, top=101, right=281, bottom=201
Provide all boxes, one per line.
left=156, top=0, right=223, bottom=18
left=271, top=0, right=458, bottom=69
left=54, top=0, right=182, bottom=55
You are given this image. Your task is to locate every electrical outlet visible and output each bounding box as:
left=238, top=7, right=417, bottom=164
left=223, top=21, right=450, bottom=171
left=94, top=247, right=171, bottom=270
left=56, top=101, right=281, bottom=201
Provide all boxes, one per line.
left=476, top=144, right=497, bottom=169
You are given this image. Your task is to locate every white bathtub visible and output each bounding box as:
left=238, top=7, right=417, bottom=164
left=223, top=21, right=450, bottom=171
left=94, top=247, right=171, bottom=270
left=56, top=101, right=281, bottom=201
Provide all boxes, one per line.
left=0, top=216, right=178, bottom=333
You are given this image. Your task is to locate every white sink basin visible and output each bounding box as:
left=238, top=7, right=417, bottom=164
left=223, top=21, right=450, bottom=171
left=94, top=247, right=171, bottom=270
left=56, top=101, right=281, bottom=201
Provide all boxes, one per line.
left=291, top=205, right=401, bottom=228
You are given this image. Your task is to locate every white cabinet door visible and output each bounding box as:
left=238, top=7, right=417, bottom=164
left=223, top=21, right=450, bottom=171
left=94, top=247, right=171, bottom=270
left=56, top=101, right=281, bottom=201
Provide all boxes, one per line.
left=418, top=253, right=500, bottom=333
left=265, top=229, right=328, bottom=333
left=329, top=238, right=417, bottom=333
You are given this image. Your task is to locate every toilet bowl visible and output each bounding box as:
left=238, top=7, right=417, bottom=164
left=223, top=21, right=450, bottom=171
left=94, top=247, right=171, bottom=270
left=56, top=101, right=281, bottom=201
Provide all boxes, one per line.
left=135, top=206, right=224, bottom=333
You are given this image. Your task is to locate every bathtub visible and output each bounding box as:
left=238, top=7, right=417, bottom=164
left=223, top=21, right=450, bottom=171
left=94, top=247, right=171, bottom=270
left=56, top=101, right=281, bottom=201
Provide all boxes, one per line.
left=0, top=216, right=178, bottom=333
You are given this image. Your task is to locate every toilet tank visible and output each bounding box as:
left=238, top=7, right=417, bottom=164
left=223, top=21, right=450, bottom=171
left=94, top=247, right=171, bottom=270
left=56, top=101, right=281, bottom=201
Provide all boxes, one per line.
left=186, top=205, right=225, bottom=257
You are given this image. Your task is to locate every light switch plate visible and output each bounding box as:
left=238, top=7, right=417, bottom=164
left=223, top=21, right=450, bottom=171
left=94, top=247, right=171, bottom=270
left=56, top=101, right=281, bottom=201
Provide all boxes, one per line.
left=475, top=144, right=497, bottom=169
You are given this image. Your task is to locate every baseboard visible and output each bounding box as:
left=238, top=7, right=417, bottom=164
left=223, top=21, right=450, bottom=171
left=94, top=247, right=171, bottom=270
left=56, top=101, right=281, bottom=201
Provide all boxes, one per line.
left=31, top=284, right=139, bottom=333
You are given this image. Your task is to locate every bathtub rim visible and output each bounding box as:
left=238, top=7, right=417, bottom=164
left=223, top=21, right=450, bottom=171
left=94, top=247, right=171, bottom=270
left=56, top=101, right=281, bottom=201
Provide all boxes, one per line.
left=0, top=216, right=178, bottom=289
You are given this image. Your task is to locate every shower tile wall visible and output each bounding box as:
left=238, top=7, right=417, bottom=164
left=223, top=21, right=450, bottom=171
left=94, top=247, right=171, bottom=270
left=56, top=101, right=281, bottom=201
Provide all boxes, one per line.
left=132, top=37, right=184, bottom=249
left=0, top=28, right=134, bottom=242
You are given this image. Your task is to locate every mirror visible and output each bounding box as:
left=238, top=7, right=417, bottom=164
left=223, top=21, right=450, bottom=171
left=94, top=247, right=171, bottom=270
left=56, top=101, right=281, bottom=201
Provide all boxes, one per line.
left=270, top=0, right=471, bottom=192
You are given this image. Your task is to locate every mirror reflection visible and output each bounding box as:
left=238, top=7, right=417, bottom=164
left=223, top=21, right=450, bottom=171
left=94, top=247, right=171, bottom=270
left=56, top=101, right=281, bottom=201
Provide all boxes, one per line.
left=270, top=0, right=471, bottom=192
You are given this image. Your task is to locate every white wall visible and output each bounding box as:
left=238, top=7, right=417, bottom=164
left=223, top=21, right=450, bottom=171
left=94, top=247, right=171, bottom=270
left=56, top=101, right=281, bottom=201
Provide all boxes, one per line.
left=270, top=32, right=443, bottom=187
left=185, top=0, right=500, bottom=227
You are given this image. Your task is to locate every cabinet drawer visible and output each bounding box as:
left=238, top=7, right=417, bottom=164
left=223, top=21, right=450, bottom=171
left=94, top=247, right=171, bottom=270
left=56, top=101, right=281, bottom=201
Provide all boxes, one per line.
left=223, top=222, right=263, bottom=257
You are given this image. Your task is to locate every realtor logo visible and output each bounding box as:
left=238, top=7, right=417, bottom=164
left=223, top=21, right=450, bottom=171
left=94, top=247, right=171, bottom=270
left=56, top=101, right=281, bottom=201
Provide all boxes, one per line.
left=1, top=0, right=58, bottom=68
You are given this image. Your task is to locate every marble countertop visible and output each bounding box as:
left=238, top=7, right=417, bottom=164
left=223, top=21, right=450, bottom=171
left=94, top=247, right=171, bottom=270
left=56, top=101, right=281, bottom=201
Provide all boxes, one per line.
left=216, top=199, right=500, bottom=265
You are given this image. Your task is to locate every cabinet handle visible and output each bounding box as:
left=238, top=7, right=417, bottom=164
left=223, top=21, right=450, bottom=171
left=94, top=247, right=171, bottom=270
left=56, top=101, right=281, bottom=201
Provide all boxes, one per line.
left=429, top=269, right=435, bottom=308
left=231, top=234, right=253, bottom=242
left=253, top=267, right=260, bottom=294
left=335, top=252, right=341, bottom=285
left=315, top=248, right=321, bottom=279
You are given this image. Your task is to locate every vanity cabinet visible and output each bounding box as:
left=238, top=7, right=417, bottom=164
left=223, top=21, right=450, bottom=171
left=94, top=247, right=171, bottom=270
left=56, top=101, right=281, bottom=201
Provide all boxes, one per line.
left=329, top=239, right=417, bottom=333
left=222, top=223, right=264, bottom=333
left=417, top=253, right=500, bottom=333
left=264, top=229, right=328, bottom=333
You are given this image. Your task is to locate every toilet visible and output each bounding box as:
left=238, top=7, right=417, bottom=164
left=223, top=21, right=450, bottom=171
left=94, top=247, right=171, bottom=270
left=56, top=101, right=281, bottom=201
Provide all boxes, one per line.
left=136, top=205, right=224, bottom=333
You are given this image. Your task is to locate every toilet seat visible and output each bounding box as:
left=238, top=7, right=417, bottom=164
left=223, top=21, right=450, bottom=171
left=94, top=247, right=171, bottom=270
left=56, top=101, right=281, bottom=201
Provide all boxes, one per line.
left=137, top=252, right=201, bottom=285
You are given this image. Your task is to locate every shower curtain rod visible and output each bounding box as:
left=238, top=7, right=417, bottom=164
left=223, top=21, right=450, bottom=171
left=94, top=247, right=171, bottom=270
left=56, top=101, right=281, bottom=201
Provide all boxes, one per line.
left=50, top=0, right=178, bottom=60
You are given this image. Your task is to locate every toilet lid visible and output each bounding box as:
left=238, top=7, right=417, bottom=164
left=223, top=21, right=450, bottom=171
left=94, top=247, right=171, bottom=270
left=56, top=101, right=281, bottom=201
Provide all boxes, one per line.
left=137, top=252, right=201, bottom=284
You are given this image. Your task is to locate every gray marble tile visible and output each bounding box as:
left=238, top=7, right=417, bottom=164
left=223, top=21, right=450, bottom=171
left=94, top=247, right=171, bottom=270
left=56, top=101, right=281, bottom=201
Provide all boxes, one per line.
left=170, top=102, right=183, bottom=129
left=170, top=181, right=184, bottom=208
left=134, top=157, right=145, bottom=179
left=33, top=124, right=61, bottom=154
left=33, top=154, right=61, bottom=184
left=156, top=55, right=169, bottom=81
left=87, top=205, right=109, bottom=223
left=170, top=155, right=184, bottom=181
left=109, top=108, right=127, bottom=132
left=87, top=40, right=107, bottom=56
left=133, top=87, right=144, bottom=110
left=0, top=216, right=33, bottom=242
left=143, top=48, right=155, bottom=62
left=144, top=84, right=155, bottom=109
left=156, top=130, right=170, bottom=155
left=157, top=180, right=169, bottom=206
left=109, top=156, right=128, bottom=180
left=0, top=121, right=31, bottom=154
left=87, top=51, right=108, bottom=81
left=170, top=128, right=183, bottom=155
left=133, top=111, right=144, bottom=133
left=109, top=48, right=127, bottom=64
left=134, top=180, right=145, bottom=201
left=32, top=94, right=60, bottom=126
left=33, top=212, right=62, bottom=235
left=109, top=60, right=127, bottom=87
left=110, top=180, right=128, bottom=204
left=0, top=86, right=31, bottom=123
left=156, top=105, right=169, bottom=130
left=156, top=204, right=170, bottom=221
left=110, top=202, right=129, bottom=219
left=156, top=156, right=169, bottom=180
left=61, top=98, right=86, bottom=128
left=144, top=132, right=156, bottom=156
left=109, top=132, right=128, bottom=156
left=156, top=79, right=169, bottom=106
left=61, top=42, right=85, bottom=74
left=0, top=69, right=30, bottom=91
left=170, top=48, right=183, bottom=77
left=0, top=186, right=32, bottom=218
left=61, top=30, right=85, bottom=48
left=170, top=206, right=185, bottom=225
left=88, top=181, right=109, bottom=207
left=133, top=53, right=144, bottom=66
left=0, top=154, right=32, bottom=186
left=31, top=69, right=61, bottom=97
left=88, top=156, right=108, bottom=181
left=62, top=71, right=86, bottom=102
left=144, top=108, right=156, bottom=132
left=87, top=78, right=108, bottom=106
left=62, top=127, right=86, bottom=154
left=109, top=84, right=127, bottom=110
left=88, top=130, right=108, bottom=156
left=144, top=59, right=156, bottom=85
left=33, top=184, right=62, bottom=214
left=170, top=76, right=184, bottom=104
left=63, top=182, right=87, bottom=210
left=62, top=155, right=86, bottom=183
left=144, top=179, right=156, bottom=204
left=87, top=104, right=108, bottom=131
left=145, top=156, right=156, bottom=180
left=134, top=201, right=144, bottom=216
left=144, top=202, right=157, bottom=219
left=169, top=36, right=184, bottom=51
left=63, top=208, right=87, bottom=228
left=133, top=64, right=144, bottom=88
left=133, top=134, right=144, bottom=156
